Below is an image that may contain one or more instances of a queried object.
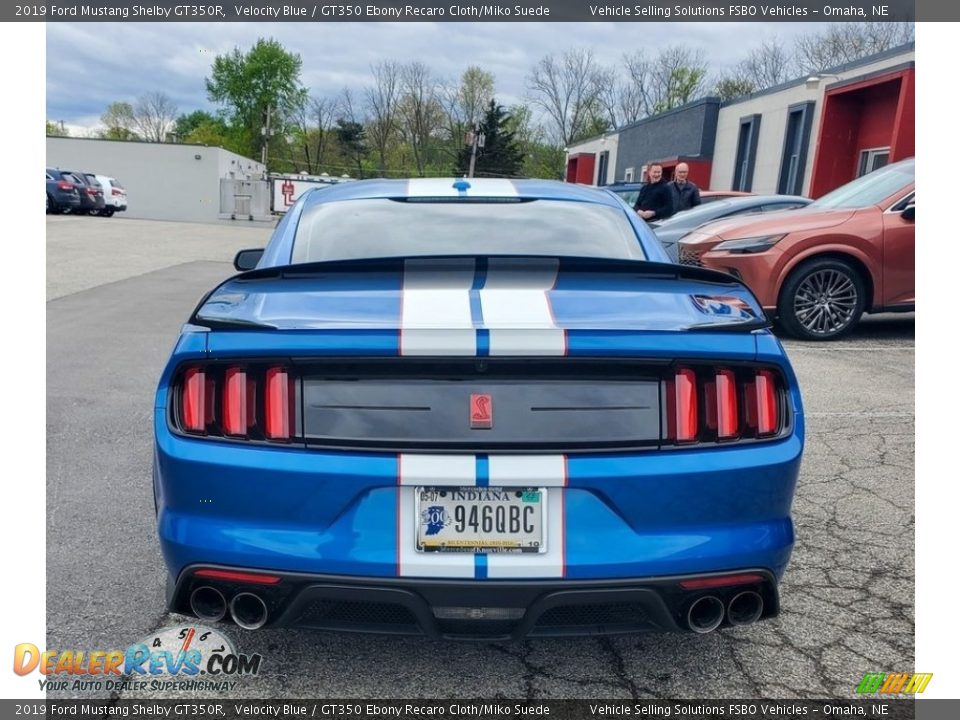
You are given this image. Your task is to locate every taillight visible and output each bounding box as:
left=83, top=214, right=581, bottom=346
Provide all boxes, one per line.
left=222, top=367, right=248, bottom=436
left=666, top=368, right=698, bottom=443
left=265, top=366, right=293, bottom=441
left=112, top=188, right=123, bottom=196
left=751, top=370, right=779, bottom=436
left=177, top=364, right=294, bottom=441
left=86, top=187, right=96, bottom=195
left=56, top=180, right=72, bottom=191
left=181, top=368, right=206, bottom=433
left=665, top=366, right=782, bottom=445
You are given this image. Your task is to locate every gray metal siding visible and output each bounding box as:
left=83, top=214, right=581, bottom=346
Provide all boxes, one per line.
left=613, top=100, right=720, bottom=181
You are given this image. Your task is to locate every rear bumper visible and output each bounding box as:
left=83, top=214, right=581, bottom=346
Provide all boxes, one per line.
left=170, top=565, right=780, bottom=639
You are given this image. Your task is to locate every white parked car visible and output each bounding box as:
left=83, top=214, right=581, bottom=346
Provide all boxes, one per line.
left=93, top=174, right=127, bottom=217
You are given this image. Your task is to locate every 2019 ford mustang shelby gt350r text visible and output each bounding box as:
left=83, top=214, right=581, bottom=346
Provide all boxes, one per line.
left=154, top=178, right=804, bottom=639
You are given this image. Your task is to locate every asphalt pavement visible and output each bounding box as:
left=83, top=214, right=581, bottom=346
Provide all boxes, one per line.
left=46, top=216, right=914, bottom=700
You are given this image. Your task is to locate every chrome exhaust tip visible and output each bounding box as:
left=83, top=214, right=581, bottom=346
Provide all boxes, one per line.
left=229, top=592, right=269, bottom=630
left=727, top=590, right=764, bottom=626
left=189, top=586, right=227, bottom=623
left=686, top=595, right=725, bottom=634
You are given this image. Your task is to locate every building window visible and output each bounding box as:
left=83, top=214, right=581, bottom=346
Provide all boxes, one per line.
left=597, top=151, right=610, bottom=186
left=778, top=102, right=814, bottom=196
left=732, top=114, right=762, bottom=192
left=624, top=167, right=634, bottom=182
left=858, top=147, right=891, bottom=176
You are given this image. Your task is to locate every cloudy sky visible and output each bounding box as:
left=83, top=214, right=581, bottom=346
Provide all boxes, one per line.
left=46, top=22, right=830, bottom=133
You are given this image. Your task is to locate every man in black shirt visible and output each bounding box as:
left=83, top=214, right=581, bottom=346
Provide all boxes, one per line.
left=634, top=163, right=675, bottom=222
left=671, top=162, right=702, bottom=212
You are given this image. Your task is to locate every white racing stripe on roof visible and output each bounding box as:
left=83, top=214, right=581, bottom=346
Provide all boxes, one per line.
left=398, top=454, right=475, bottom=578
left=401, top=258, right=476, bottom=356
left=485, top=455, right=566, bottom=578
left=480, top=258, right=564, bottom=356
left=405, top=178, right=519, bottom=197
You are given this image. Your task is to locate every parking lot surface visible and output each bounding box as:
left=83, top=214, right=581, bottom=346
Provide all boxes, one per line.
left=47, top=217, right=914, bottom=699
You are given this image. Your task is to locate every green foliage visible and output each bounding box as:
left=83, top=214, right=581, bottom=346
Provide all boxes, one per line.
left=456, top=100, right=525, bottom=178
left=715, top=77, right=757, bottom=102
left=46, top=121, right=68, bottom=137
left=98, top=102, right=138, bottom=140
left=336, top=119, right=368, bottom=179
left=205, top=38, right=308, bottom=162
left=652, top=66, right=708, bottom=114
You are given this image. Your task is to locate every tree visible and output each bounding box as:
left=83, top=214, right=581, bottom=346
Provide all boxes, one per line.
left=205, top=38, right=308, bottom=162
left=649, top=48, right=708, bottom=113
left=98, top=102, right=137, bottom=140
left=715, top=76, right=757, bottom=102
left=132, top=92, right=178, bottom=142
left=456, top=100, right=525, bottom=178
left=527, top=48, right=605, bottom=146
left=397, top=62, right=442, bottom=176
left=440, top=66, right=495, bottom=159
left=736, top=39, right=796, bottom=89
left=46, top=121, right=68, bottom=137
left=505, top=103, right=565, bottom=180
left=365, top=61, right=402, bottom=176
left=794, top=22, right=914, bottom=72
left=335, top=118, right=367, bottom=179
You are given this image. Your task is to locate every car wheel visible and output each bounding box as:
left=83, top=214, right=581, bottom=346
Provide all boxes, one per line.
left=103, top=209, right=115, bottom=217
left=778, top=258, right=867, bottom=341
left=46, top=194, right=52, bottom=214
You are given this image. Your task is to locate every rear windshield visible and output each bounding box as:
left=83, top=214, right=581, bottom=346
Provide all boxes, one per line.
left=809, top=159, right=914, bottom=210
left=292, top=199, right=646, bottom=264
left=110, top=179, right=124, bottom=190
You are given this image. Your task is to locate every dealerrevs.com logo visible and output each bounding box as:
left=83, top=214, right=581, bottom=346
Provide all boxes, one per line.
left=14, top=625, right=262, bottom=693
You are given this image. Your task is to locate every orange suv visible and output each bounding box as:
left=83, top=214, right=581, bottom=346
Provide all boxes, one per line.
left=677, top=159, right=914, bottom=340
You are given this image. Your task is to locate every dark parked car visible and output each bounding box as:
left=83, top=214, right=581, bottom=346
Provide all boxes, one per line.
left=45, top=168, right=81, bottom=214
left=68, top=171, right=106, bottom=214
left=650, top=195, right=811, bottom=261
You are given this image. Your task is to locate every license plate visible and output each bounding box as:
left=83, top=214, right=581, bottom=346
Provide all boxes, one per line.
left=415, top=487, right=545, bottom=553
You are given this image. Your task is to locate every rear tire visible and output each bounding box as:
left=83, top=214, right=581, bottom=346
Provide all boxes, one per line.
left=778, top=258, right=867, bottom=341
left=102, top=208, right=115, bottom=217
left=46, top=194, right=55, bottom=214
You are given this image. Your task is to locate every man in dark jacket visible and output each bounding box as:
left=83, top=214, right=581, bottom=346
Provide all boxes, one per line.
left=671, top=162, right=702, bottom=212
left=634, top=163, right=675, bottom=222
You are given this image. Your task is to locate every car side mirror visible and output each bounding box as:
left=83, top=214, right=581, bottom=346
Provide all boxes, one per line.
left=234, top=248, right=264, bottom=271
left=901, top=203, right=915, bottom=221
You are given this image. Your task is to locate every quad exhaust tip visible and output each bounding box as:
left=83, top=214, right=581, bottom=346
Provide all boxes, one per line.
left=686, top=595, right=725, bottom=634
left=230, top=592, right=269, bottom=630
left=727, top=590, right=764, bottom=626
left=189, top=586, right=227, bottom=623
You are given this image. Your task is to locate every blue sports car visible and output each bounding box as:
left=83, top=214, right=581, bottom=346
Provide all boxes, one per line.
left=154, top=178, right=804, bottom=639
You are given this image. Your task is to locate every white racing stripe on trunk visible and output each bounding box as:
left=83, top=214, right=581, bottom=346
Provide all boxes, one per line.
left=480, top=258, right=564, bottom=356
left=486, top=455, right=566, bottom=578
left=398, top=454, right=476, bottom=578
left=401, top=258, right=476, bottom=356
left=406, top=178, right=464, bottom=197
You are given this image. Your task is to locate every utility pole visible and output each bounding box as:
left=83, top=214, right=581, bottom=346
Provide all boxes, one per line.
left=466, top=123, right=485, bottom=179
left=261, top=104, right=272, bottom=167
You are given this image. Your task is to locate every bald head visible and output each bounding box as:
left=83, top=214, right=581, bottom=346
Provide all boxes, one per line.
left=675, top=163, right=690, bottom=184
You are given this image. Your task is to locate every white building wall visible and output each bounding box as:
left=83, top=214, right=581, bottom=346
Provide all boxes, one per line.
left=564, top=135, right=619, bottom=185
left=711, top=50, right=914, bottom=196
left=46, top=138, right=265, bottom=223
